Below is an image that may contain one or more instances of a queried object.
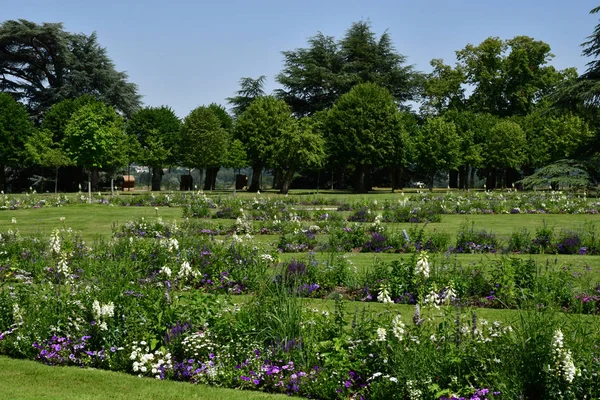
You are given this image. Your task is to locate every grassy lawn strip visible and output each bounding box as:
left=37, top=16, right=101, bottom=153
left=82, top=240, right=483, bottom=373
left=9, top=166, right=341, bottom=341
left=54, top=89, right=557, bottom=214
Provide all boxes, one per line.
left=0, top=356, right=291, bottom=400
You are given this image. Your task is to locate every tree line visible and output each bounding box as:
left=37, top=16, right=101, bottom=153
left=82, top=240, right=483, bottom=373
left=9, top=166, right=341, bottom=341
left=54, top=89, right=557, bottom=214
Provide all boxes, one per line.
left=2, top=10, right=600, bottom=194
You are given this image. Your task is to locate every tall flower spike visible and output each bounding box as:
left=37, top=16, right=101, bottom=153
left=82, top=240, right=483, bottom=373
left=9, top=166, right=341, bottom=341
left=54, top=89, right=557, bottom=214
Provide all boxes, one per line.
left=413, top=304, right=424, bottom=326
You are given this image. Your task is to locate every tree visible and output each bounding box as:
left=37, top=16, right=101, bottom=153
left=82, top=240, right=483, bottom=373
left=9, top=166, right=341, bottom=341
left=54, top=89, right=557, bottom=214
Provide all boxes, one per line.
left=179, top=106, right=228, bottom=189
left=0, top=19, right=140, bottom=116
left=275, top=117, right=326, bottom=194
left=203, top=104, right=234, bottom=190
left=522, top=111, right=592, bottom=169
left=235, top=96, right=294, bottom=192
left=414, top=117, right=462, bottom=191
left=456, top=36, right=571, bottom=117
left=421, top=59, right=466, bottom=116
left=276, top=21, right=422, bottom=116
left=126, top=106, right=181, bottom=191
left=518, top=159, right=592, bottom=190
left=223, top=139, right=248, bottom=194
left=276, top=33, right=343, bottom=116
left=63, top=101, right=124, bottom=202
left=482, top=120, right=527, bottom=188
left=442, top=110, right=496, bottom=189
left=227, top=76, right=266, bottom=117
left=326, top=82, right=406, bottom=193
left=24, top=128, right=73, bottom=193
left=0, top=93, right=33, bottom=191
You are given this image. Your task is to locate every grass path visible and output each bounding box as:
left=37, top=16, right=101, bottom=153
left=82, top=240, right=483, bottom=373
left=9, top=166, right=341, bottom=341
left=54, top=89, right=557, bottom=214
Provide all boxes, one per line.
left=0, top=356, right=291, bottom=400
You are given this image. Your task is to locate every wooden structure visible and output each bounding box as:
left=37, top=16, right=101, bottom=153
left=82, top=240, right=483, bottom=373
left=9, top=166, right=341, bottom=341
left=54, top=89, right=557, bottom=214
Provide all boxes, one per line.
left=122, top=175, right=135, bottom=191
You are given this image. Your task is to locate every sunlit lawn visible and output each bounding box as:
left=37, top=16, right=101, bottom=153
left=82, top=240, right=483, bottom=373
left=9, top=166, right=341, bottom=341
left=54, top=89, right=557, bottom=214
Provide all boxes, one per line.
left=0, top=356, right=291, bottom=400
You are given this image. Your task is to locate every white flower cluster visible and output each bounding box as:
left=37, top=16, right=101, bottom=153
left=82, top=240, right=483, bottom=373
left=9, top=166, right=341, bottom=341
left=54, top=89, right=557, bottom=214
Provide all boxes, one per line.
left=56, top=252, right=70, bottom=278
left=130, top=341, right=172, bottom=379
left=159, top=265, right=172, bottom=277
left=160, top=238, right=179, bottom=252
left=550, top=329, right=578, bottom=384
left=392, top=315, right=405, bottom=341
left=177, top=260, right=199, bottom=280
left=377, top=285, right=392, bottom=303
left=49, top=229, right=61, bottom=254
left=12, top=303, right=24, bottom=326
left=181, top=330, right=217, bottom=359
left=260, top=254, right=275, bottom=263
left=376, top=327, right=387, bottom=341
left=415, top=251, right=430, bottom=278
left=406, top=379, right=423, bottom=400
left=92, top=300, right=114, bottom=331
left=371, top=214, right=385, bottom=233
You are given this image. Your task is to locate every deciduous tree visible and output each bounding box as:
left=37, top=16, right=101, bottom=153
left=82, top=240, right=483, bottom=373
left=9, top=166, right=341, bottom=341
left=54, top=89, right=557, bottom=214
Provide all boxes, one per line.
left=126, top=106, right=181, bottom=191
left=0, top=92, right=33, bottom=191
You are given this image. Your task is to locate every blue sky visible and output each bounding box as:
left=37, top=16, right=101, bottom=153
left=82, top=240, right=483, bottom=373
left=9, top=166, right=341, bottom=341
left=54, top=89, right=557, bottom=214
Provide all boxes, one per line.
left=4, top=0, right=599, bottom=117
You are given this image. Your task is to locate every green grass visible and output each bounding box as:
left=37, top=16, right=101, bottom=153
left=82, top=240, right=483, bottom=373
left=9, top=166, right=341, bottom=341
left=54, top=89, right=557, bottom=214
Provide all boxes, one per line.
left=0, top=356, right=291, bottom=400
left=0, top=205, right=181, bottom=242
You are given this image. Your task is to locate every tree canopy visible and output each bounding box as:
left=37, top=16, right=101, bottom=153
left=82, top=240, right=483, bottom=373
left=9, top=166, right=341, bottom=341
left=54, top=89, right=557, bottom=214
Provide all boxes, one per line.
left=276, top=21, right=422, bottom=116
left=326, top=82, right=406, bottom=192
left=0, top=19, right=140, bottom=117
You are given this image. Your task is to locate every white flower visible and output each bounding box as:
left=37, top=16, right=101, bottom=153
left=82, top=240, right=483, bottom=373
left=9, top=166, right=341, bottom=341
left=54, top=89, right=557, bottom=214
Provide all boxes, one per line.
left=260, top=254, right=275, bottom=262
left=377, top=285, right=392, bottom=303
left=178, top=261, right=192, bottom=279
left=11, top=217, right=16, bottom=224
left=159, top=266, right=172, bottom=277
left=376, top=327, right=387, bottom=341
left=550, top=328, right=578, bottom=384
left=49, top=229, right=61, bottom=254
left=415, top=251, right=430, bottom=278
left=392, top=315, right=405, bottom=341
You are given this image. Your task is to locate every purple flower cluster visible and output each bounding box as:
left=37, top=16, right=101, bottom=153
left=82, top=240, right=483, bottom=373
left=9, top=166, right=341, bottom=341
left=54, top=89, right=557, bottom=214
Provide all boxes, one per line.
left=33, top=335, right=108, bottom=367
left=237, top=358, right=317, bottom=396
left=296, top=283, right=320, bottom=296
left=439, top=387, right=500, bottom=400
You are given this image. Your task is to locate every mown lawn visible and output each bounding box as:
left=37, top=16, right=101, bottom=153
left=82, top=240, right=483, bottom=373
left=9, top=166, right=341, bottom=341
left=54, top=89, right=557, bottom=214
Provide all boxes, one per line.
left=0, top=356, right=291, bottom=400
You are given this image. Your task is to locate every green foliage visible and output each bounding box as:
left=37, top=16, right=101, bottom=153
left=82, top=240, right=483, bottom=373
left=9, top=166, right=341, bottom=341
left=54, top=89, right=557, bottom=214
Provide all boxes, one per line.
left=235, top=96, right=294, bottom=169
left=224, top=139, right=248, bottom=170
left=456, top=36, right=571, bottom=117
left=179, top=106, right=228, bottom=169
left=63, top=100, right=124, bottom=170
left=483, top=120, right=526, bottom=170
left=415, top=117, right=462, bottom=188
left=126, top=106, right=181, bottom=168
left=522, top=112, right=593, bottom=168
left=0, top=20, right=140, bottom=116
left=518, top=159, right=592, bottom=190
left=276, top=21, right=421, bottom=115
left=0, top=92, right=33, bottom=168
left=421, top=58, right=466, bottom=115
left=326, top=83, right=406, bottom=192
left=227, top=76, right=266, bottom=117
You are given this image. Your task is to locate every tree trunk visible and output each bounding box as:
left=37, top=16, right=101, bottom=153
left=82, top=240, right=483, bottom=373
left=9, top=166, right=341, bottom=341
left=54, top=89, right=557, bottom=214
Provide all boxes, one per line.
left=458, top=165, right=468, bottom=190
left=151, top=166, right=163, bottom=191
left=470, top=167, right=476, bottom=189
left=55, top=168, right=59, bottom=194
left=248, top=164, right=262, bottom=192
left=486, top=169, right=497, bottom=190
left=428, top=172, right=435, bottom=192
left=0, top=164, right=5, bottom=193
left=280, top=168, right=295, bottom=194
left=364, top=165, right=373, bottom=191
left=449, top=170, right=459, bottom=188
left=391, top=166, right=404, bottom=192
left=272, top=168, right=283, bottom=190
left=353, top=165, right=368, bottom=193
left=91, top=168, right=99, bottom=192
left=202, top=167, right=220, bottom=191
left=88, top=171, right=92, bottom=204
